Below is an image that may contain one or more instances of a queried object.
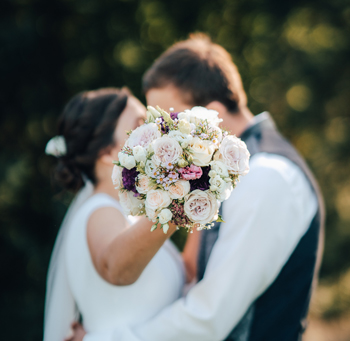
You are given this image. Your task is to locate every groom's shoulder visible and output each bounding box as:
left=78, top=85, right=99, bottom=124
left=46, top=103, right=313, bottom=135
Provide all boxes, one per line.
left=246, top=152, right=305, bottom=189
left=250, top=152, right=295, bottom=173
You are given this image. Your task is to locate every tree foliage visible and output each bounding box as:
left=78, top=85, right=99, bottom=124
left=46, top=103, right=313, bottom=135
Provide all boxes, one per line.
left=1, top=0, right=349, bottom=339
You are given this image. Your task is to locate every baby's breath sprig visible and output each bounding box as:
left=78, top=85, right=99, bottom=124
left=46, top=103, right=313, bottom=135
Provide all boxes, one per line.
left=121, top=146, right=133, bottom=155
left=149, top=164, right=180, bottom=191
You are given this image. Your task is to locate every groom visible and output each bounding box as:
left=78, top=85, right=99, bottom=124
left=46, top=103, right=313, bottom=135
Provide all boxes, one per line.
left=81, top=34, right=324, bottom=341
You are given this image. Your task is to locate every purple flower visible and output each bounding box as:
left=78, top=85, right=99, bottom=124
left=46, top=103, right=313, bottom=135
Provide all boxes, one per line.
left=122, top=167, right=139, bottom=195
left=157, top=117, right=169, bottom=134
left=170, top=112, right=179, bottom=120
left=189, top=166, right=211, bottom=191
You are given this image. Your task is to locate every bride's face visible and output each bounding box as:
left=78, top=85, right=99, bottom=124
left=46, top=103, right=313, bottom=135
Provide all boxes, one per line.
left=112, top=96, right=146, bottom=157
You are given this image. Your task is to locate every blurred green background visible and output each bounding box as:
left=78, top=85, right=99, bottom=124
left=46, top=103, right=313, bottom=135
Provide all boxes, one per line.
left=1, top=0, right=349, bottom=340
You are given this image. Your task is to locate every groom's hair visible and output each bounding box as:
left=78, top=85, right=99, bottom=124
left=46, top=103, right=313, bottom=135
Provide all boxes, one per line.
left=143, top=33, right=247, bottom=113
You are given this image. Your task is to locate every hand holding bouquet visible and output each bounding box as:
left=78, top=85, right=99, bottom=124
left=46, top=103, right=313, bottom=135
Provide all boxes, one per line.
left=112, top=106, right=250, bottom=233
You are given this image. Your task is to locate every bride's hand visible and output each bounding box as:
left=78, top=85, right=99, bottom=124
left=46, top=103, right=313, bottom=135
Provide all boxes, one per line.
left=64, top=322, right=86, bottom=341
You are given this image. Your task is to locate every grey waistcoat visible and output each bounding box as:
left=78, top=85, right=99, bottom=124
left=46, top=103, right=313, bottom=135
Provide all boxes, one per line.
left=197, top=113, right=324, bottom=341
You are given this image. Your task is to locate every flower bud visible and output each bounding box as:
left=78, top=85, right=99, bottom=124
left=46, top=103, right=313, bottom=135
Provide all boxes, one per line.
left=209, top=170, right=217, bottom=178
left=162, top=223, right=170, bottom=234
left=181, top=142, right=188, bottom=149
left=187, top=154, right=193, bottom=163
left=146, top=111, right=155, bottom=123
left=210, top=185, right=218, bottom=192
left=178, top=158, right=188, bottom=168
left=147, top=106, right=161, bottom=118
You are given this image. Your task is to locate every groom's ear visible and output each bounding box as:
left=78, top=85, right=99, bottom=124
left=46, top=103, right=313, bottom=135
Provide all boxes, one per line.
left=206, top=101, right=227, bottom=116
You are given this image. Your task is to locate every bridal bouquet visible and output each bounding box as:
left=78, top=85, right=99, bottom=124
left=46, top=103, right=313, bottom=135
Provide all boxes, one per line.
left=112, top=106, right=250, bottom=233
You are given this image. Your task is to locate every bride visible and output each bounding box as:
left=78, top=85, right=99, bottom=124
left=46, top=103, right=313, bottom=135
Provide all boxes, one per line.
left=43, top=88, right=187, bottom=341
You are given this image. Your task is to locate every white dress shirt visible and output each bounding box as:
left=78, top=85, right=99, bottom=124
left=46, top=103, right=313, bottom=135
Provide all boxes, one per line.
left=84, top=152, right=318, bottom=341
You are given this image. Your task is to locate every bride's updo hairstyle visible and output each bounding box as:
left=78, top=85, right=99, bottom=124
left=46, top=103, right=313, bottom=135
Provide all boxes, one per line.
left=55, top=88, right=129, bottom=192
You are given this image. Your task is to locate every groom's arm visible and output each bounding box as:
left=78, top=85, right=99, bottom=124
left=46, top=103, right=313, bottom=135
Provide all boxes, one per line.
left=83, top=154, right=318, bottom=341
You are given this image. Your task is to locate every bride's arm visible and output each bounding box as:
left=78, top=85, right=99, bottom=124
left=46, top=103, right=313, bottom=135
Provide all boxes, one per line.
left=182, top=229, right=200, bottom=283
left=87, top=207, right=176, bottom=286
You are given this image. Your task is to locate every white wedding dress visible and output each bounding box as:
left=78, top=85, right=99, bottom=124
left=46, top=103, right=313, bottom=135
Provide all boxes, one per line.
left=44, top=190, right=184, bottom=341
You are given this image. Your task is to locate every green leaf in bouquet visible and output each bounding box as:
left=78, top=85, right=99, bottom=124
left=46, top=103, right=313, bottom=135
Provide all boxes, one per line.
left=216, top=214, right=225, bottom=223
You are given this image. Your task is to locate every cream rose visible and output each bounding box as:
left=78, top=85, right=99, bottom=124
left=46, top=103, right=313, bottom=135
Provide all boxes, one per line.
left=126, top=123, right=161, bottom=149
left=188, top=137, right=215, bottom=167
left=184, top=190, right=218, bottom=224
left=145, top=189, right=172, bottom=212
left=146, top=206, right=158, bottom=222
left=168, top=180, right=190, bottom=199
left=133, top=146, right=147, bottom=163
left=158, top=208, right=173, bottom=224
left=118, top=152, right=136, bottom=170
left=152, top=135, right=182, bottom=167
left=119, top=191, right=144, bottom=216
left=111, top=165, right=123, bottom=189
left=218, top=136, right=250, bottom=175
left=136, top=174, right=156, bottom=194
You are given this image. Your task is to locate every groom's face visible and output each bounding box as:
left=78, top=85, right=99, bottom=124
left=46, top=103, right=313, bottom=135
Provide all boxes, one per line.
left=145, top=84, right=194, bottom=113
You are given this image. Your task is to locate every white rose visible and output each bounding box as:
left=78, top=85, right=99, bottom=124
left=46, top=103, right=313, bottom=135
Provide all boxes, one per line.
left=145, top=189, right=172, bottom=211
left=218, top=135, right=250, bottom=175
left=210, top=160, right=229, bottom=178
left=184, top=189, right=218, bottom=224
left=178, top=107, right=223, bottom=126
left=136, top=174, right=156, bottom=194
left=119, top=191, right=144, bottom=216
left=168, top=180, right=190, bottom=199
left=168, top=130, right=193, bottom=144
left=188, top=137, right=215, bottom=167
left=133, top=146, right=147, bottom=163
left=152, top=135, right=182, bottom=167
left=111, top=165, right=123, bottom=189
left=177, top=111, right=191, bottom=123
left=217, top=182, right=233, bottom=202
left=158, top=208, right=173, bottom=224
left=118, top=152, right=136, bottom=170
left=126, top=123, right=161, bottom=149
left=145, top=159, right=157, bottom=178
left=209, top=175, right=226, bottom=193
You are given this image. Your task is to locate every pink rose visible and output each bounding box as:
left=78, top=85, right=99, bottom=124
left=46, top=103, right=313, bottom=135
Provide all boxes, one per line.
left=178, top=165, right=203, bottom=180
